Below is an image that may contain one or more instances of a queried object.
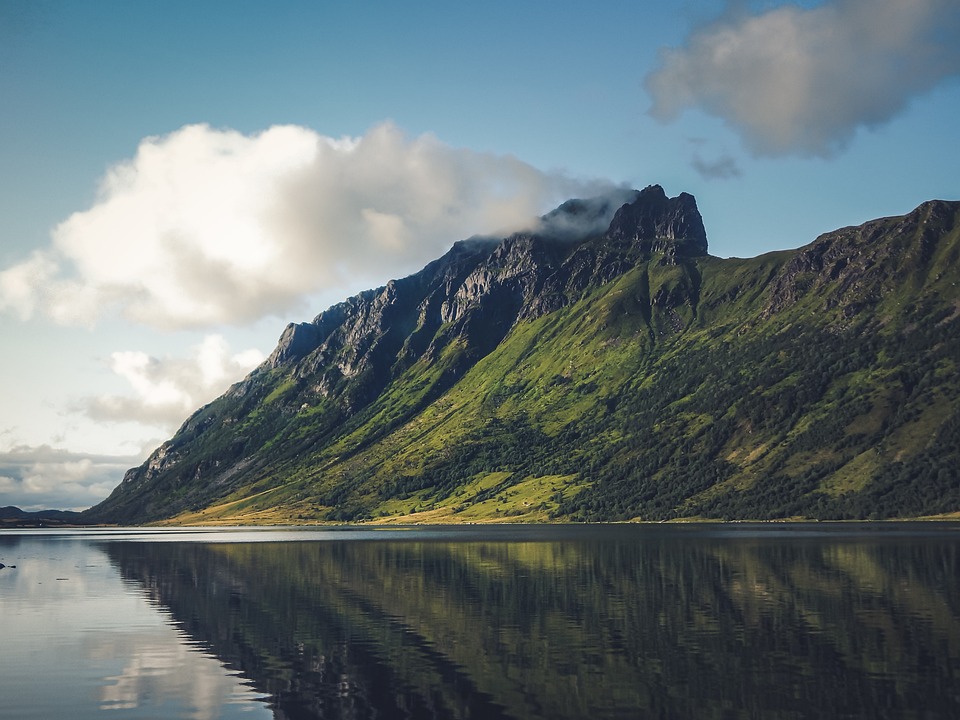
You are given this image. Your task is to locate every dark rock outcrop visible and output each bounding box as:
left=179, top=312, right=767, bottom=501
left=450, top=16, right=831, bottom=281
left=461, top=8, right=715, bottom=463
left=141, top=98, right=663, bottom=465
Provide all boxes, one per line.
left=606, top=185, right=707, bottom=257
left=765, top=199, right=960, bottom=317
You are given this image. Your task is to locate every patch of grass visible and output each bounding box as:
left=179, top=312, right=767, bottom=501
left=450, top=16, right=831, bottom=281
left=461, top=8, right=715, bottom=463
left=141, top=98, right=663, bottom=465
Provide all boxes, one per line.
left=818, top=450, right=881, bottom=497
left=367, top=474, right=584, bottom=524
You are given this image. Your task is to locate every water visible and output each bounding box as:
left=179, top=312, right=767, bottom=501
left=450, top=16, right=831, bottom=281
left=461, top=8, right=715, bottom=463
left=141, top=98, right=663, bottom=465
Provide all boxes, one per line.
left=1, top=523, right=959, bottom=719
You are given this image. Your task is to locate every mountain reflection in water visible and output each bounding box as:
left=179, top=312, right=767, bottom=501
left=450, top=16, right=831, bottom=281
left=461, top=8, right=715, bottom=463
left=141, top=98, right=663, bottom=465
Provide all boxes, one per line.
left=102, top=525, right=960, bottom=719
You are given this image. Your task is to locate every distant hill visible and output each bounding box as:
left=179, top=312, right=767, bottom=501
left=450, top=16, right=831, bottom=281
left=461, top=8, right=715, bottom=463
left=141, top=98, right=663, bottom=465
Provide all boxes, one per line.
left=1, top=506, right=88, bottom=527
left=85, top=186, right=960, bottom=524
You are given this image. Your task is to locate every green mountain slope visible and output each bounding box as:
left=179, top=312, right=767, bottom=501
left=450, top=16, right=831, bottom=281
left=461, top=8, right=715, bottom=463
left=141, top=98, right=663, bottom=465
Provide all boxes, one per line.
left=85, top=189, right=960, bottom=524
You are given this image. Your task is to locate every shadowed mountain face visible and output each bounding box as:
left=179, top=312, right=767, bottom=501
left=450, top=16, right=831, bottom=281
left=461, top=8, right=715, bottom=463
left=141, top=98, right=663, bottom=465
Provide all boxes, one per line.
left=86, top=189, right=960, bottom=524
left=102, top=527, right=960, bottom=719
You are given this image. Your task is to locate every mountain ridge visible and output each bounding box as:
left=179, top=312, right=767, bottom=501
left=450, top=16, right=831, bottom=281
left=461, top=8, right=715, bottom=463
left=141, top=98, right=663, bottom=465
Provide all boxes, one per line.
left=85, top=187, right=960, bottom=524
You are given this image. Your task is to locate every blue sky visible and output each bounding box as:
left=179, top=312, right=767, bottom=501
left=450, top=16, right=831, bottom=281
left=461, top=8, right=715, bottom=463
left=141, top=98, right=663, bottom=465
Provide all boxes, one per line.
left=1, top=0, right=958, bottom=510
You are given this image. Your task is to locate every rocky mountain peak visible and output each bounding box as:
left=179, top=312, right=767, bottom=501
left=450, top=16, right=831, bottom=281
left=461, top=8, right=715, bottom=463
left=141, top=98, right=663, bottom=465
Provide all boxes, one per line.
left=268, top=322, right=322, bottom=368
left=605, top=184, right=707, bottom=256
left=262, top=187, right=710, bottom=378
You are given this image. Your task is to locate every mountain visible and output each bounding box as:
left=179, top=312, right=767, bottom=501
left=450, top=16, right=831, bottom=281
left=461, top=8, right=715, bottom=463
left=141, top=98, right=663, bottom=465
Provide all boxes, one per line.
left=85, top=186, right=960, bottom=525
left=0, top=506, right=88, bottom=527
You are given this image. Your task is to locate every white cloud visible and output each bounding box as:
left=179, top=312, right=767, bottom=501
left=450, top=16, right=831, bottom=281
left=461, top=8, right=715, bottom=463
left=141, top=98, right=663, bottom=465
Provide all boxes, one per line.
left=646, top=0, right=960, bottom=157
left=0, top=250, right=57, bottom=320
left=94, top=632, right=272, bottom=716
left=0, top=445, right=138, bottom=511
left=81, top=335, right=265, bottom=431
left=0, top=122, right=606, bottom=329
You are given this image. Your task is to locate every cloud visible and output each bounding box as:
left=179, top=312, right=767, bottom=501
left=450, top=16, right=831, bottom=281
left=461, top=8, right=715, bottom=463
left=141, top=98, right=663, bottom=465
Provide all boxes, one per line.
left=92, top=632, right=272, bottom=715
left=79, top=335, right=264, bottom=431
left=691, top=151, right=742, bottom=181
left=0, top=122, right=609, bottom=329
left=0, top=445, right=138, bottom=511
left=646, top=0, right=960, bottom=157
left=535, top=187, right=640, bottom=241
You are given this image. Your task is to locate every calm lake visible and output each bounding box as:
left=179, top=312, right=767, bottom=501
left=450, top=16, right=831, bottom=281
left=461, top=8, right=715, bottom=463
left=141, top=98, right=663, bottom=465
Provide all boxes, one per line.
left=1, top=524, right=959, bottom=719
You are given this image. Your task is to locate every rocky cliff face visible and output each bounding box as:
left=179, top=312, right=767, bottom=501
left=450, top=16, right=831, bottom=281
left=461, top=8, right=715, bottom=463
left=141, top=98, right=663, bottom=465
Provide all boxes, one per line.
left=765, top=199, right=959, bottom=318
left=262, top=184, right=707, bottom=406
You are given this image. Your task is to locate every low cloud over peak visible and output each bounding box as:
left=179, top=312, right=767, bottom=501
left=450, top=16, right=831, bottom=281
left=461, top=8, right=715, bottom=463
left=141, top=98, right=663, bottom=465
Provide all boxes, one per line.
left=0, top=122, right=608, bottom=330
left=646, top=0, right=960, bottom=158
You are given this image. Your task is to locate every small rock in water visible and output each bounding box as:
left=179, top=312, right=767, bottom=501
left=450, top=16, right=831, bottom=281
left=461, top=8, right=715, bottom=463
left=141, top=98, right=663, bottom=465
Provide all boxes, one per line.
left=0, top=563, right=5, bottom=569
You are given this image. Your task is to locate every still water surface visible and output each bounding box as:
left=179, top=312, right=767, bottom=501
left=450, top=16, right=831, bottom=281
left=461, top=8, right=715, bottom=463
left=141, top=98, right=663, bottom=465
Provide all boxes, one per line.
left=1, top=524, right=959, bottom=719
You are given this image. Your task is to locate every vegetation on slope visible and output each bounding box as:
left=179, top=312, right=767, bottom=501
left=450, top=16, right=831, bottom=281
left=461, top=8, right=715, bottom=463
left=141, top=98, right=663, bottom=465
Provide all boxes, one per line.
left=86, top=194, right=960, bottom=524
